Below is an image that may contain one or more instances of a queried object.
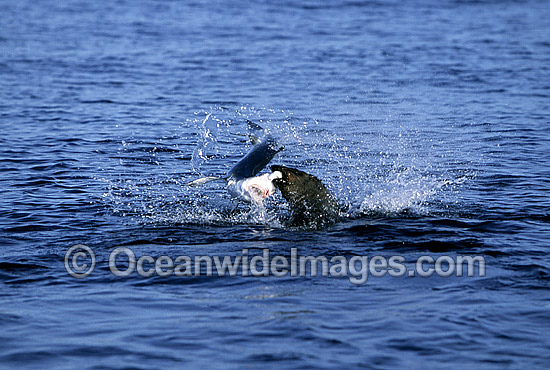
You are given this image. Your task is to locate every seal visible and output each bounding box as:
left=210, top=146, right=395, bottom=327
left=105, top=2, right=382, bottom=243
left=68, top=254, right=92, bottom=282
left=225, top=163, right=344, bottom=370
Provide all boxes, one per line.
left=270, top=165, right=340, bottom=228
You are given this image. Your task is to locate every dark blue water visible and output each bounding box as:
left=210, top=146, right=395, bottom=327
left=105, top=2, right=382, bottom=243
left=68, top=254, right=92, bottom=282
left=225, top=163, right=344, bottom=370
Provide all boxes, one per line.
left=1, top=0, right=549, bottom=368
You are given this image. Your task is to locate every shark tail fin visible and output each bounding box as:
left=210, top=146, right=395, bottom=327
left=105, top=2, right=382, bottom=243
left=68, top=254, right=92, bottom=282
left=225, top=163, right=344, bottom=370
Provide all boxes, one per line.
left=246, top=120, right=264, bottom=145
left=246, top=119, right=264, bottom=132
left=249, top=134, right=261, bottom=145
left=186, top=176, right=224, bottom=187
left=229, top=132, right=261, bottom=145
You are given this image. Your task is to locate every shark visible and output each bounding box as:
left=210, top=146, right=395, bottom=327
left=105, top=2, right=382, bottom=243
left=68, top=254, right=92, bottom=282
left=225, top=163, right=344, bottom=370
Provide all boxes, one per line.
left=187, top=121, right=284, bottom=205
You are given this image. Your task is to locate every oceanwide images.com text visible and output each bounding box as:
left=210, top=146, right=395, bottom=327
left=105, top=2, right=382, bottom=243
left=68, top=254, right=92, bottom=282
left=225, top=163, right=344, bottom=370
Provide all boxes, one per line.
left=65, top=245, right=486, bottom=285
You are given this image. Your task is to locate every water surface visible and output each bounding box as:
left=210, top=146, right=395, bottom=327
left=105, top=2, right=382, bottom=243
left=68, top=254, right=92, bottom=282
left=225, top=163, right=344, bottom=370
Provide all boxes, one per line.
left=1, top=0, right=549, bottom=368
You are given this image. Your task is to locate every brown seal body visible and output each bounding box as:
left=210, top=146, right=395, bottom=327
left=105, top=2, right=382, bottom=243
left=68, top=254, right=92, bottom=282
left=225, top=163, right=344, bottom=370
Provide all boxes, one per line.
left=271, top=165, right=340, bottom=229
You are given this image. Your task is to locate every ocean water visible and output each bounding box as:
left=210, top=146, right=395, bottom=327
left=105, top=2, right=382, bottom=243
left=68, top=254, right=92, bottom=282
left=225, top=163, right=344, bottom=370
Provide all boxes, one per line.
left=1, top=0, right=549, bottom=368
